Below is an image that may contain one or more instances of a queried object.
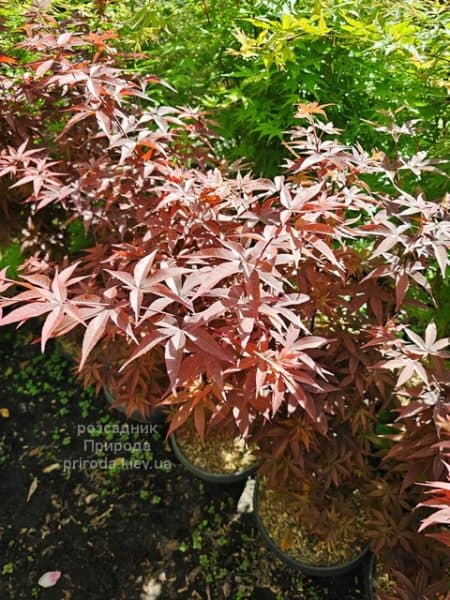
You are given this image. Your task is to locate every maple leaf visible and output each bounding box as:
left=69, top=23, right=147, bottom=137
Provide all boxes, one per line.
left=0, top=55, right=17, bottom=65
left=404, top=323, right=450, bottom=359
left=105, top=253, right=192, bottom=322
left=0, top=264, right=87, bottom=351
left=295, top=102, right=332, bottom=119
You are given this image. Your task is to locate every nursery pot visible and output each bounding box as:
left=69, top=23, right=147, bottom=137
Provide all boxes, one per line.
left=253, top=475, right=370, bottom=578
left=103, top=387, right=167, bottom=425
left=170, top=432, right=258, bottom=484
left=363, top=553, right=376, bottom=600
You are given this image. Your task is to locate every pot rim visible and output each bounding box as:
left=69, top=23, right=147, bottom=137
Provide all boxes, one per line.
left=253, top=474, right=370, bottom=577
left=363, top=552, right=376, bottom=600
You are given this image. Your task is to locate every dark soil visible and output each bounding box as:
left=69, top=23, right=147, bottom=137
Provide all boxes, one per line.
left=0, top=325, right=369, bottom=599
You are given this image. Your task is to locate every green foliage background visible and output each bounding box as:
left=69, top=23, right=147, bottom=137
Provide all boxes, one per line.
left=115, top=0, right=448, bottom=178
left=2, top=0, right=449, bottom=177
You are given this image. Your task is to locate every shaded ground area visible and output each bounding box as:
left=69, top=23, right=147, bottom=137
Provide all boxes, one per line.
left=0, top=325, right=366, bottom=599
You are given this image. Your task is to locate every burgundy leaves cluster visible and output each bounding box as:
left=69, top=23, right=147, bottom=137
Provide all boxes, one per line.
left=0, top=14, right=449, bottom=598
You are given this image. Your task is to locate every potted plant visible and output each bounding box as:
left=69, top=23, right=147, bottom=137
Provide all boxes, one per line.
left=363, top=488, right=450, bottom=599
left=362, top=331, right=450, bottom=599
left=364, top=541, right=449, bottom=600
left=166, top=377, right=258, bottom=483
left=0, top=13, right=222, bottom=423
left=367, top=565, right=449, bottom=600
left=245, top=106, right=448, bottom=578
left=0, top=11, right=448, bottom=588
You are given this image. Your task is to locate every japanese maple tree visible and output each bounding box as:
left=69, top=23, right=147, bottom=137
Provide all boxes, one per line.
left=0, top=10, right=449, bottom=594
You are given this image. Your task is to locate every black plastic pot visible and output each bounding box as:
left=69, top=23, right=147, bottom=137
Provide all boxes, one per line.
left=103, top=387, right=167, bottom=425
left=170, top=433, right=258, bottom=484
left=253, top=475, right=370, bottom=578
left=363, top=553, right=376, bottom=600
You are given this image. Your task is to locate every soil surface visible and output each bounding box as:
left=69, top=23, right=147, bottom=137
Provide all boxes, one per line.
left=0, top=325, right=368, bottom=599
left=175, top=427, right=257, bottom=474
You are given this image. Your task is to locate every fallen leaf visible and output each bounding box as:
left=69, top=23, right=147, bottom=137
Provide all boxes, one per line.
left=280, top=529, right=292, bottom=551
left=28, top=446, right=44, bottom=457
left=163, top=539, right=179, bottom=553
left=26, top=477, right=39, bottom=503
left=38, top=571, right=61, bottom=588
left=142, top=577, right=162, bottom=600
left=0, top=408, right=10, bottom=418
left=42, top=463, right=61, bottom=473
left=0, top=54, right=17, bottom=64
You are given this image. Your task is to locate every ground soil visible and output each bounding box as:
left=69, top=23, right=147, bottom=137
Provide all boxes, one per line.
left=0, top=325, right=368, bottom=599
